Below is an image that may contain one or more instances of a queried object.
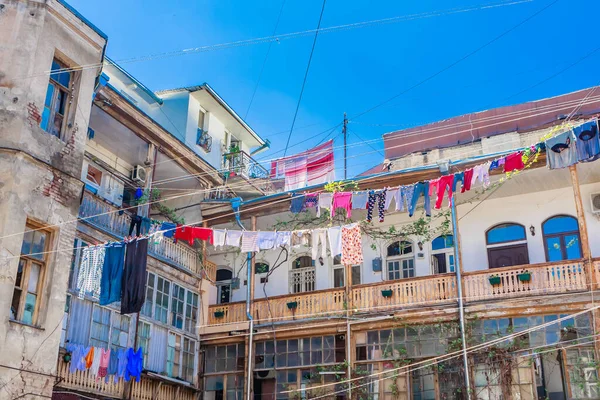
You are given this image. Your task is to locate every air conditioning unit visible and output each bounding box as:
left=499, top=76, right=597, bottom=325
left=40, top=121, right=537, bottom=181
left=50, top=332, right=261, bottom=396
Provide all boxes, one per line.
left=591, top=193, right=600, bottom=214
left=131, top=165, right=147, bottom=185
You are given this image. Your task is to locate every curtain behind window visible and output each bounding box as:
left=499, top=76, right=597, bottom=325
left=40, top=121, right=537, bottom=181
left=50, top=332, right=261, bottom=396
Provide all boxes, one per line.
left=66, top=297, right=92, bottom=345
left=148, top=325, right=167, bottom=374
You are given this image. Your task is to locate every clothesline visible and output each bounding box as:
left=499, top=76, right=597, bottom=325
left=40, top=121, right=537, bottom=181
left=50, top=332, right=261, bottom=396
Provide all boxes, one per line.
left=64, top=343, right=143, bottom=383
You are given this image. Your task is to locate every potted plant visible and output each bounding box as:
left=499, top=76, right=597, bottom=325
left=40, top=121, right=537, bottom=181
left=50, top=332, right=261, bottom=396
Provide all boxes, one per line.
left=488, top=275, right=501, bottom=286
left=214, top=310, right=225, bottom=318
left=517, top=270, right=531, bottom=282
left=287, top=301, right=298, bottom=310
left=381, top=289, right=393, bottom=298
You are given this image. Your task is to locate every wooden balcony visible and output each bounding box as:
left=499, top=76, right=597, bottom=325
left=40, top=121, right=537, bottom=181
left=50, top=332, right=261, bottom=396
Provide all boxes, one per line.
left=254, top=288, right=346, bottom=323
left=351, top=274, right=457, bottom=313
left=55, top=358, right=197, bottom=400
left=79, top=191, right=201, bottom=274
left=463, top=260, right=588, bottom=302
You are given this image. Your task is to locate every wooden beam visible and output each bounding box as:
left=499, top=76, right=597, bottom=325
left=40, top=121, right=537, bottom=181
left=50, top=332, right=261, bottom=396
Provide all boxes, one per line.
left=569, top=164, right=595, bottom=287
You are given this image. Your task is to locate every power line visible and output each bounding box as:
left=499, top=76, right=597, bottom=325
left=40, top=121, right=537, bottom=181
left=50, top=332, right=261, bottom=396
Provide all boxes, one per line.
left=348, top=127, right=384, bottom=157
left=282, top=0, right=327, bottom=157
left=348, top=0, right=560, bottom=121
left=244, top=0, right=287, bottom=120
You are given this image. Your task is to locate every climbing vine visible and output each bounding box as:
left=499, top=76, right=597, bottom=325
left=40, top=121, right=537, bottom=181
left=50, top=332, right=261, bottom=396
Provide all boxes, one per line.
left=135, top=188, right=185, bottom=224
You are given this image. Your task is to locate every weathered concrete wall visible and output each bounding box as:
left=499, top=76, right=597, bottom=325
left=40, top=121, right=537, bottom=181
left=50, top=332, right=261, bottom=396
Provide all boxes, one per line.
left=0, top=1, right=106, bottom=398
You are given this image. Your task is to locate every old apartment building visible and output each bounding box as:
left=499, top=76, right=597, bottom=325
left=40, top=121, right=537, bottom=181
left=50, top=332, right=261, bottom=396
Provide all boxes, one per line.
left=199, top=88, right=600, bottom=400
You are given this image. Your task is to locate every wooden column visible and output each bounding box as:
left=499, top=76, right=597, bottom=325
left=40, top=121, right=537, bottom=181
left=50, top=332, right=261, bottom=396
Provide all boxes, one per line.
left=568, top=164, right=595, bottom=287
left=250, top=216, right=257, bottom=306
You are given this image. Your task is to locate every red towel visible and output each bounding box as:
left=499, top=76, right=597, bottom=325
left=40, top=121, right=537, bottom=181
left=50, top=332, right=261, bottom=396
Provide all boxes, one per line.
left=504, top=152, right=524, bottom=172
left=174, top=227, right=213, bottom=246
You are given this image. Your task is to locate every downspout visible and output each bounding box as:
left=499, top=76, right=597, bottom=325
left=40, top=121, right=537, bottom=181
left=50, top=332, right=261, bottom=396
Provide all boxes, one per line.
left=451, top=196, right=472, bottom=400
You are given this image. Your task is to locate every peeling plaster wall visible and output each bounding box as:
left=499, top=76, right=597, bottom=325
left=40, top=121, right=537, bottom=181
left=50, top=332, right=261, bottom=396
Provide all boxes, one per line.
left=0, top=1, right=106, bottom=398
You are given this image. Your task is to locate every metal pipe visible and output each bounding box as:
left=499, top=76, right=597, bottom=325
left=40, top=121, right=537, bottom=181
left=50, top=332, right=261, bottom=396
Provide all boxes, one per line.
left=451, top=197, right=472, bottom=400
left=246, top=250, right=254, bottom=400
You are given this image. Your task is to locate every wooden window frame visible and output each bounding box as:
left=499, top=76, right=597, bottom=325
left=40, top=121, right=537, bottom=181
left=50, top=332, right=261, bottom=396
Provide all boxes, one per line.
left=41, top=56, right=76, bottom=140
left=542, top=215, right=582, bottom=262
left=11, top=222, right=51, bottom=326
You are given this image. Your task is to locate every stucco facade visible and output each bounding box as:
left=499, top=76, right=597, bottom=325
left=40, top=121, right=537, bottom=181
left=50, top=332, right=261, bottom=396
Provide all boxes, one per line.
left=0, top=1, right=106, bottom=398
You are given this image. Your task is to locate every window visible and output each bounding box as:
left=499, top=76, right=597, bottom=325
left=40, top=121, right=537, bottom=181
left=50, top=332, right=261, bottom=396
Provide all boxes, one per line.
left=255, top=336, right=343, bottom=369
left=41, top=58, right=73, bottom=139
left=226, top=374, right=243, bottom=400
left=386, top=241, right=414, bottom=280
left=89, top=305, right=130, bottom=351
left=486, top=223, right=529, bottom=269
left=198, top=109, right=206, bottom=133
left=137, top=321, right=151, bottom=367
left=431, top=235, right=455, bottom=274
left=542, top=215, right=582, bottom=261
left=141, top=273, right=155, bottom=318
left=216, top=268, right=233, bottom=304
left=566, top=347, right=599, bottom=399
left=154, top=276, right=170, bottom=323
left=332, top=255, right=361, bottom=287
left=185, top=291, right=198, bottom=334
left=167, top=332, right=182, bottom=378
left=171, top=284, right=185, bottom=329
left=255, top=262, right=270, bottom=274
left=290, top=256, right=315, bottom=293
left=11, top=225, right=49, bottom=325
left=205, top=344, right=244, bottom=373
left=182, top=338, right=196, bottom=383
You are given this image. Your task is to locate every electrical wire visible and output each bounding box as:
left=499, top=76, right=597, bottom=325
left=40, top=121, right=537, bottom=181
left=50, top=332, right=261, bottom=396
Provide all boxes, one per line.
left=282, top=0, right=327, bottom=157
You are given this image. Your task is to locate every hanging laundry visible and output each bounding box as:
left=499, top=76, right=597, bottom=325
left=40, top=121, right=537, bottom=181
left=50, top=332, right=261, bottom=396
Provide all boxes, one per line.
left=489, top=157, right=505, bottom=171
left=351, top=191, right=369, bottom=210
left=226, top=230, right=243, bottom=247
left=124, top=348, right=144, bottom=382
left=317, top=193, right=333, bottom=217
left=66, top=344, right=86, bottom=373
left=77, top=245, right=106, bottom=299
left=116, top=348, right=129, bottom=382
left=341, top=224, right=363, bottom=265
left=504, top=151, right=525, bottom=172
left=107, top=347, right=119, bottom=383
left=462, top=168, right=474, bottom=192
left=471, top=162, right=491, bottom=188
left=97, top=348, right=111, bottom=381
left=90, top=346, right=103, bottom=376
left=409, top=182, right=431, bottom=217
left=311, top=229, right=327, bottom=261
left=99, top=242, right=125, bottom=306
left=398, top=186, right=414, bottom=212
left=366, top=189, right=387, bottom=223
left=435, top=175, right=454, bottom=209
left=304, top=193, right=319, bottom=208
left=128, top=215, right=142, bottom=236
left=213, top=229, right=227, bottom=248
left=290, top=193, right=305, bottom=214
left=241, top=231, right=259, bottom=252
left=546, top=130, right=578, bottom=169
left=291, top=230, right=311, bottom=247
left=283, top=156, right=308, bottom=191
left=174, top=226, right=213, bottom=246
left=84, top=347, right=95, bottom=369
left=428, top=178, right=439, bottom=199
left=160, top=222, right=177, bottom=238
left=332, top=192, right=352, bottom=218
left=327, top=226, right=342, bottom=257
left=452, top=172, right=465, bottom=194
left=257, top=232, right=277, bottom=250
left=121, top=238, right=149, bottom=315
left=78, top=346, right=92, bottom=371
left=574, top=120, right=600, bottom=162
left=275, top=231, right=292, bottom=247
left=384, top=187, right=401, bottom=211
left=272, top=140, right=335, bottom=189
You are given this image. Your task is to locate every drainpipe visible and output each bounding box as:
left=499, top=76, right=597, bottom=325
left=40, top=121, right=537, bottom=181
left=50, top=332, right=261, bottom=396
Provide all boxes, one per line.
left=451, top=196, right=472, bottom=400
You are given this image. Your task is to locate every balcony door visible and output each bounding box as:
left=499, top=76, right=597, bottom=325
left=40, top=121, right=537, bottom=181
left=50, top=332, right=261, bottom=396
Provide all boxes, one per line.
left=216, top=268, right=232, bottom=304
left=486, top=223, right=529, bottom=269
left=290, top=256, right=315, bottom=293
left=542, top=215, right=582, bottom=262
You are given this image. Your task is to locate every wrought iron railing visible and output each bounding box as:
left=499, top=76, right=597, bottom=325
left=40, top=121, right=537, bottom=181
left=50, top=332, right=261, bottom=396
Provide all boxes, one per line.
left=223, top=150, right=269, bottom=180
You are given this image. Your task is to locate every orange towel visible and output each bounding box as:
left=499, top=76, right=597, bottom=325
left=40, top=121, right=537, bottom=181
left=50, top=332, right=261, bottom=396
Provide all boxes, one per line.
left=84, top=347, right=95, bottom=369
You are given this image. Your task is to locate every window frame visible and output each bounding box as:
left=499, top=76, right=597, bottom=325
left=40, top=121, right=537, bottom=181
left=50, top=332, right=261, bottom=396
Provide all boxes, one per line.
left=386, top=240, right=415, bottom=281
left=11, top=222, right=51, bottom=326
left=136, top=320, right=152, bottom=368
left=332, top=255, right=361, bottom=287
left=431, top=234, right=455, bottom=274
left=542, top=215, right=582, bottom=262
left=485, top=223, right=527, bottom=246
left=89, top=304, right=131, bottom=352
left=167, top=331, right=197, bottom=383
left=41, top=57, right=74, bottom=140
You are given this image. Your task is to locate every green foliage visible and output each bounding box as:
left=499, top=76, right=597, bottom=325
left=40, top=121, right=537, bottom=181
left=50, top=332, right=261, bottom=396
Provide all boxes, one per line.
left=135, top=188, right=185, bottom=225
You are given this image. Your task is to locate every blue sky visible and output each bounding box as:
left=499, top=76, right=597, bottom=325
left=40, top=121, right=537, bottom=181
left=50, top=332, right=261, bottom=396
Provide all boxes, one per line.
left=69, top=0, right=600, bottom=177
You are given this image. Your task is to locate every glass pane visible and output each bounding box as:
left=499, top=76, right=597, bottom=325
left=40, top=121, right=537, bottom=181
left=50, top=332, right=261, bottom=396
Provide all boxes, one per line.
left=352, top=265, right=361, bottom=285
left=28, top=263, right=41, bottom=293
left=432, top=235, right=453, bottom=250
left=15, top=259, right=25, bottom=287
left=487, top=224, right=526, bottom=244
left=22, top=293, right=37, bottom=324
left=543, top=216, right=579, bottom=235
left=50, top=59, right=71, bottom=88
left=20, top=231, right=33, bottom=255
left=564, top=234, right=581, bottom=259
left=333, top=268, right=344, bottom=288
left=546, top=237, right=563, bottom=261
left=41, top=106, right=51, bottom=131
left=31, top=232, right=47, bottom=259
left=44, top=83, right=55, bottom=107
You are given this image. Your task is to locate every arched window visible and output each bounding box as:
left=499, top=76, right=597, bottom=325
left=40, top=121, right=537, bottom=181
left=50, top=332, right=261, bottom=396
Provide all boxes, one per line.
left=386, top=241, right=414, bottom=280
left=255, top=262, right=269, bottom=274
left=486, top=223, right=529, bottom=268
left=431, top=235, right=455, bottom=274
left=542, top=215, right=582, bottom=261
left=216, top=268, right=233, bottom=304
left=332, top=255, right=362, bottom=287
left=290, top=256, right=315, bottom=293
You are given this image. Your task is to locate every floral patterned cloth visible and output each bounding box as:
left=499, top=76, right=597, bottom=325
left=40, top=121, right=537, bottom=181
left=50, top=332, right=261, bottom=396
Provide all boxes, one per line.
left=341, top=224, right=363, bottom=265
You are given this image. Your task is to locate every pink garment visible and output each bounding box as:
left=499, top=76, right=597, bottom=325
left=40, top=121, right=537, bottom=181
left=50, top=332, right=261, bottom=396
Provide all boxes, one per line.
left=341, top=224, right=363, bottom=265
left=429, top=178, right=439, bottom=197
left=332, top=192, right=352, bottom=218
left=272, top=140, right=335, bottom=189
left=435, top=175, right=454, bottom=209
left=97, top=348, right=111, bottom=381
left=283, top=156, right=308, bottom=191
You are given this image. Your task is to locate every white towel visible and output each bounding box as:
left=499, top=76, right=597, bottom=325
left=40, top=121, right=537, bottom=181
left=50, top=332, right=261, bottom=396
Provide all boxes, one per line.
left=327, top=226, right=342, bottom=257
left=311, top=229, right=327, bottom=261
left=275, top=231, right=292, bottom=247
left=317, top=193, right=333, bottom=217
left=241, top=231, right=259, bottom=252
left=257, top=231, right=277, bottom=250
left=213, top=229, right=226, bottom=248
left=226, top=230, right=243, bottom=247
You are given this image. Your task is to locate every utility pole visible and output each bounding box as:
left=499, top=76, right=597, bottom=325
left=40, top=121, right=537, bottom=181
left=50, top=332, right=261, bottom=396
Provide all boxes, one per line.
left=343, top=112, right=348, bottom=180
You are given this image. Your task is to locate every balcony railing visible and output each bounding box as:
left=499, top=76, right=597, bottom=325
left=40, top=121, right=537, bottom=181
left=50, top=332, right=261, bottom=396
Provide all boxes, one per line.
left=290, top=267, right=316, bottom=293
left=463, top=260, right=587, bottom=301
left=79, top=191, right=200, bottom=274
left=202, top=259, right=217, bottom=282
left=351, top=274, right=457, bottom=313
left=223, top=150, right=270, bottom=180
left=204, top=260, right=592, bottom=328
left=56, top=358, right=196, bottom=400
